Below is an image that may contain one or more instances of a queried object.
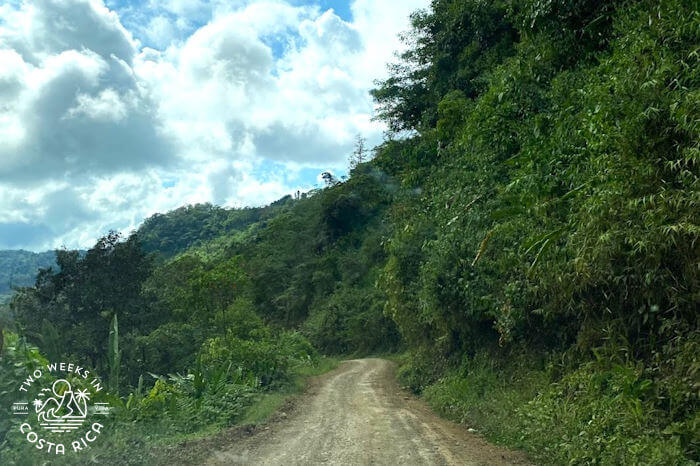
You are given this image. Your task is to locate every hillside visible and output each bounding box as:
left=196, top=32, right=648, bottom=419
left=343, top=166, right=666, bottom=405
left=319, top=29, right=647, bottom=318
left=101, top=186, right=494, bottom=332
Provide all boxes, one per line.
left=1, top=0, right=697, bottom=464
left=0, top=250, right=56, bottom=298
left=136, top=199, right=296, bottom=258
left=0, top=199, right=290, bottom=303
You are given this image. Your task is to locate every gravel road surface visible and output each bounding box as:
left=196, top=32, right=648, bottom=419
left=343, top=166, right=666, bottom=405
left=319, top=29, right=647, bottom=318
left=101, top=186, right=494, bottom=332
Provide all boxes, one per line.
left=204, top=358, right=530, bottom=466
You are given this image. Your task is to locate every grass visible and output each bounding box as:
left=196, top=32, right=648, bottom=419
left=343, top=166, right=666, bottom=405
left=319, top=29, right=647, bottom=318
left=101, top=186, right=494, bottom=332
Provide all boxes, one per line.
left=412, top=349, right=695, bottom=465
left=240, top=356, right=339, bottom=426
left=420, top=351, right=548, bottom=447
left=378, top=351, right=409, bottom=365
left=294, top=356, right=339, bottom=378
left=239, top=391, right=290, bottom=425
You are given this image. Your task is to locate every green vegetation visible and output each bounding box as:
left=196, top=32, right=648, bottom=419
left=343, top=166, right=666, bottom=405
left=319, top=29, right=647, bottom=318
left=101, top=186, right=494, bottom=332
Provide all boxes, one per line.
left=371, top=0, right=698, bottom=462
left=238, top=356, right=338, bottom=426
left=137, top=201, right=293, bottom=258
left=0, top=319, right=328, bottom=464
left=0, top=250, right=56, bottom=299
left=1, top=0, right=697, bottom=464
left=422, top=345, right=695, bottom=464
left=372, top=0, right=697, bottom=462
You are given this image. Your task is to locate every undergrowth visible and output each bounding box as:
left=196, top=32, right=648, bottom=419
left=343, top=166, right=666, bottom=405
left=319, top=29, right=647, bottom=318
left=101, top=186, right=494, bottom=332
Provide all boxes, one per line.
left=86, top=356, right=338, bottom=465
left=416, top=340, right=698, bottom=465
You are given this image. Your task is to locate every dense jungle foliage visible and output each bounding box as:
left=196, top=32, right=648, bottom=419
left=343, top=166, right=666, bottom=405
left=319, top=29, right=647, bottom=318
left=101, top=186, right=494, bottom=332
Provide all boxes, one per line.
left=1, top=0, right=697, bottom=463
left=0, top=250, right=56, bottom=298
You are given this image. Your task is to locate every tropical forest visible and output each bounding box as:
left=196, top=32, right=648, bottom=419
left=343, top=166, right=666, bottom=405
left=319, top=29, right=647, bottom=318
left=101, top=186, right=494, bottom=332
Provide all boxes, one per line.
left=0, top=0, right=697, bottom=464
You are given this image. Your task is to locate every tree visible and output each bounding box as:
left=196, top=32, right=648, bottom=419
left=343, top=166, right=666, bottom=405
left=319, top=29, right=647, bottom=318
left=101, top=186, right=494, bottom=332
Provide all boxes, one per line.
left=349, top=134, right=368, bottom=170
left=12, top=232, right=154, bottom=369
left=320, top=171, right=339, bottom=187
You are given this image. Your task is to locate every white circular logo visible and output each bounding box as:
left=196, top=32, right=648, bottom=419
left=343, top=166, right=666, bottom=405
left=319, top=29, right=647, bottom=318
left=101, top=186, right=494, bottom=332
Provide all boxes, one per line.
left=11, top=361, right=111, bottom=456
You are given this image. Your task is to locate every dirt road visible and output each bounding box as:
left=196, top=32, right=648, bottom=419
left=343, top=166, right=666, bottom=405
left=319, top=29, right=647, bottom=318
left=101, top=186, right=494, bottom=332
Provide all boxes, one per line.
left=204, top=358, right=529, bottom=465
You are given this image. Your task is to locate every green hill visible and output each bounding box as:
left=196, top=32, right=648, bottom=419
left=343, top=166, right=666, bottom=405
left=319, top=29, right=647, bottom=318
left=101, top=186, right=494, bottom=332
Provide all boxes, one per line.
left=2, top=0, right=697, bottom=463
left=0, top=250, right=56, bottom=297
left=135, top=198, right=296, bottom=258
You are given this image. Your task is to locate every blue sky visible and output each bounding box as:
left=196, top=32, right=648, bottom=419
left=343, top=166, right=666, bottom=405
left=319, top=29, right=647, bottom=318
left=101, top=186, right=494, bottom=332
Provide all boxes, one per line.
left=0, top=0, right=427, bottom=250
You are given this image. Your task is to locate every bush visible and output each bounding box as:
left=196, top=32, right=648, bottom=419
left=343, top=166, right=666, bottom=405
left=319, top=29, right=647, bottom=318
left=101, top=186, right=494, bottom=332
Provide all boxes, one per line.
left=420, top=344, right=697, bottom=465
left=198, top=329, right=316, bottom=389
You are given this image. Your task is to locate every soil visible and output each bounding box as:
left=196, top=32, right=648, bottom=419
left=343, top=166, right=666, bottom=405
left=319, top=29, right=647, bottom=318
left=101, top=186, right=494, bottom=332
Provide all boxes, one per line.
left=169, top=358, right=532, bottom=465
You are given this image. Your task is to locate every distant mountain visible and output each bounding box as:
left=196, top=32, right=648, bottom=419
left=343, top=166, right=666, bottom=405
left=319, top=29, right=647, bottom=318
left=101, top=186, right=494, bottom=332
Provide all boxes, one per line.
left=0, top=197, right=299, bottom=302
left=135, top=198, right=296, bottom=258
left=0, top=198, right=297, bottom=302
left=0, top=250, right=57, bottom=296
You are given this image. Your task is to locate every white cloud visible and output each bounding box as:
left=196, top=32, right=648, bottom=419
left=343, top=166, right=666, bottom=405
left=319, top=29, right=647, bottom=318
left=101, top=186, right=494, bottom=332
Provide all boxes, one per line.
left=1, top=0, right=137, bottom=64
left=67, top=88, right=132, bottom=121
left=143, top=15, right=179, bottom=49
left=0, top=0, right=428, bottom=250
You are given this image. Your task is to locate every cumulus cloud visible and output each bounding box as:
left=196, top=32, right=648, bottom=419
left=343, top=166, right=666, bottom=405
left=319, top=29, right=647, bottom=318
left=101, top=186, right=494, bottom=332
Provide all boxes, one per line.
left=0, top=0, right=428, bottom=250
left=0, top=0, right=173, bottom=187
